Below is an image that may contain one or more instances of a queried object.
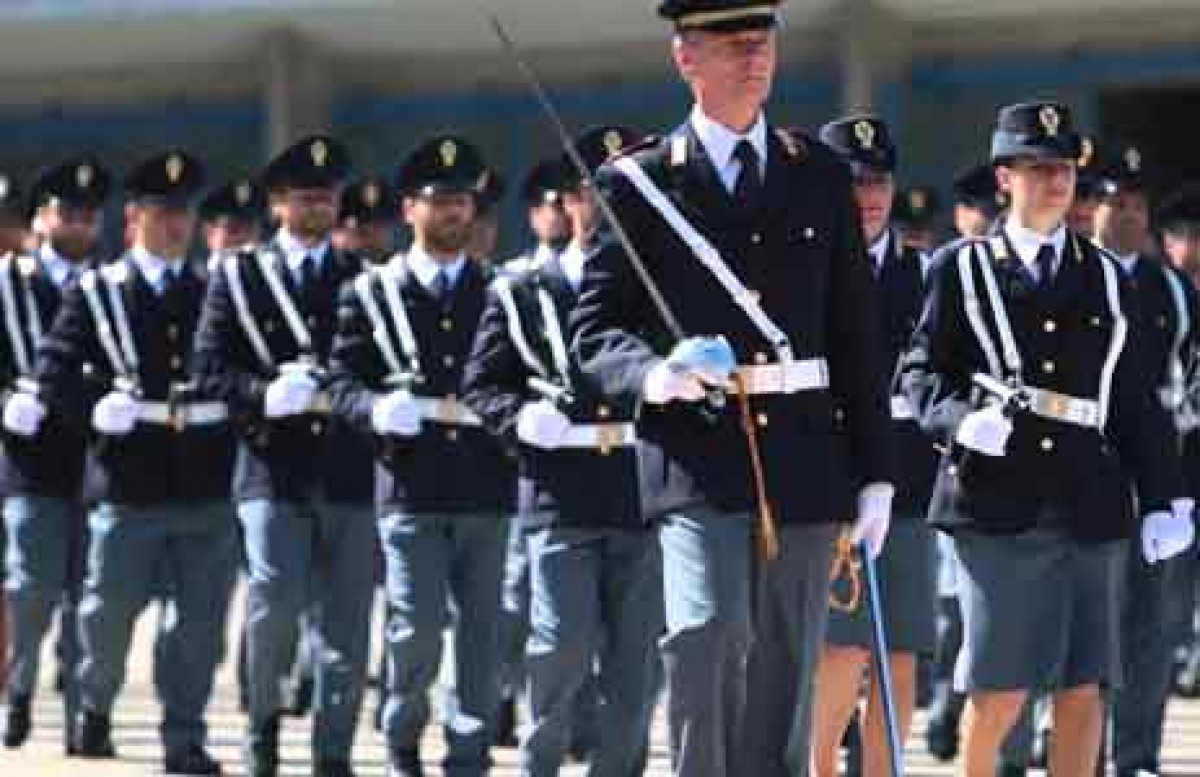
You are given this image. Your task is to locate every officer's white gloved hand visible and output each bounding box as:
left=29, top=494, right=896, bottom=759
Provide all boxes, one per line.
left=91, top=391, right=140, bottom=436
left=643, top=336, right=737, bottom=405
left=955, top=404, right=1013, bottom=457
left=264, top=371, right=318, bottom=419
left=516, top=400, right=573, bottom=449
left=852, top=482, right=895, bottom=560
left=371, top=389, right=423, bottom=437
left=1141, top=499, right=1196, bottom=564
left=3, top=392, right=46, bottom=438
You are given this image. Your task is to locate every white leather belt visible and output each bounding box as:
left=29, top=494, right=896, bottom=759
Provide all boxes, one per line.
left=557, top=422, right=636, bottom=450
left=1024, top=387, right=1101, bottom=428
left=139, top=401, right=229, bottom=427
left=735, top=358, right=829, bottom=395
left=890, top=395, right=915, bottom=421
left=412, top=396, right=483, bottom=427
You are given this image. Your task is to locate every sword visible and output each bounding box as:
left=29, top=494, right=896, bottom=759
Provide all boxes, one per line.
left=861, top=541, right=905, bottom=777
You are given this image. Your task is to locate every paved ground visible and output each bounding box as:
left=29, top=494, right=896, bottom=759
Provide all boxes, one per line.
left=4, top=588, right=1200, bottom=776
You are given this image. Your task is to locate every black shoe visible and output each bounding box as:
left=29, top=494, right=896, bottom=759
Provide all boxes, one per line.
left=164, top=744, right=223, bottom=775
left=3, top=695, right=31, bottom=749
left=387, top=748, right=424, bottom=777
left=996, top=762, right=1027, bottom=777
left=72, top=709, right=116, bottom=758
left=925, top=713, right=959, bottom=762
left=842, top=711, right=863, bottom=777
left=285, top=675, right=313, bottom=717
left=314, top=759, right=356, bottom=777
left=492, top=696, right=518, bottom=748
left=245, top=716, right=280, bottom=777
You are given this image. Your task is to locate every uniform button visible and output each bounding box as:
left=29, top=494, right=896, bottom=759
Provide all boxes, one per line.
left=446, top=429, right=459, bottom=442
left=1043, top=319, right=1057, bottom=333
left=1041, top=360, right=1055, bottom=374
left=170, top=355, right=183, bottom=370
left=443, top=355, right=455, bottom=368
left=756, top=412, right=769, bottom=428
left=597, top=405, right=611, bottom=419
left=947, top=464, right=959, bottom=477
left=167, top=325, right=179, bottom=341
left=1091, top=316, right=1103, bottom=327
left=754, top=352, right=769, bottom=365
left=441, top=318, right=453, bottom=332
left=750, top=232, right=763, bottom=245
left=1040, top=437, right=1055, bottom=452
left=834, top=408, right=846, bottom=423
left=311, top=421, right=324, bottom=435
left=306, top=316, right=318, bottom=330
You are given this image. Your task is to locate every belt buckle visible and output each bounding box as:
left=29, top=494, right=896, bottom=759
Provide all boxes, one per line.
left=1044, top=392, right=1070, bottom=421
left=438, top=396, right=460, bottom=425
left=596, top=424, right=623, bottom=455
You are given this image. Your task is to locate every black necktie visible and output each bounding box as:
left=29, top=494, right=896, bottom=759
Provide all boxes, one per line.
left=732, top=139, right=762, bottom=208
left=1035, top=244, right=1056, bottom=290
left=430, top=269, right=453, bottom=309
left=299, top=254, right=318, bottom=293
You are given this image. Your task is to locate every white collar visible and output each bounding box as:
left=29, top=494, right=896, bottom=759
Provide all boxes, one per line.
left=1116, top=251, right=1140, bottom=274
left=558, top=242, right=590, bottom=292
left=401, top=244, right=467, bottom=291
left=532, top=243, right=560, bottom=268
left=690, top=106, right=768, bottom=186
left=130, top=245, right=182, bottom=290
left=868, top=230, right=892, bottom=269
left=1003, top=216, right=1067, bottom=271
left=38, top=244, right=79, bottom=288
left=275, top=229, right=330, bottom=271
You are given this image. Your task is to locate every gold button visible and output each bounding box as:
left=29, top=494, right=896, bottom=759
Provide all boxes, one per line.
left=751, top=232, right=763, bottom=245
left=446, top=429, right=459, bottom=442
left=1040, top=437, right=1055, bottom=452
left=1041, top=360, right=1055, bottom=374
left=754, top=352, right=769, bottom=365
left=1091, top=316, right=1103, bottom=327
left=597, top=405, right=611, bottom=419
left=306, top=316, right=318, bottom=330
left=834, top=408, right=846, bottom=422
left=443, top=355, right=455, bottom=368
left=947, top=464, right=959, bottom=477
left=1043, top=319, right=1057, bottom=333
left=756, top=412, right=769, bottom=428
left=311, top=421, right=324, bottom=435
left=441, top=318, right=453, bottom=332
left=167, top=325, right=179, bottom=341
left=170, top=355, right=183, bottom=370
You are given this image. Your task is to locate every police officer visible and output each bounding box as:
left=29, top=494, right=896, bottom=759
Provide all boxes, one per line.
left=466, top=166, right=507, bottom=266
left=953, top=164, right=1006, bottom=240
left=193, top=135, right=375, bottom=777
left=1, top=158, right=109, bottom=751
left=328, top=135, right=514, bottom=777
left=334, top=176, right=395, bottom=263
left=1092, top=142, right=1200, bottom=777
left=570, top=4, right=894, bottom=776
left=503, top=159, right=571, bottom=275
left=894, top=185, right=942, bottom=252
left=199, top=177, right=266, bottom=264
left=34, top=150, right=238, bottom=774
left=811, top=115, right=939, bottom=777
left=463, top=124, right=659, bottom=777
left=899, top=101, right=1193, bottom=777
left=1068, top=135, right=1103, bottom=237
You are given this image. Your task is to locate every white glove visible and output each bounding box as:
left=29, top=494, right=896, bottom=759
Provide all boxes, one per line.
left=852, top=482, right=895, bottom=559
left=264, top=371, right=318, bottom=419
left=3, top=392, right=45, bottom=438
left=91, top=391, right=140, bottom=436
left=955, top=404, right=1013, bottom=457
left=516, top=400, right=573, bottom=449
left=643, top=361, right=709, bottom=405
left=1141, top=499, right=1196, bottom=564
left=371, top=390, right=423, bottom=437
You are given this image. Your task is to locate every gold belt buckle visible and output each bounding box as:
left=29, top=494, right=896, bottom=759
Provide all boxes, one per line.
left=595, top=424, right=624, bottom=455
left=1044, top=392, right=1070, bottom=421
left=438, top=396, right=460, bottom=425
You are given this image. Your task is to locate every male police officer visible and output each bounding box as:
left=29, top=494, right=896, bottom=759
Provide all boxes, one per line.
left=36, top=150, right=238, bottom=774
left=464, top=125, right=659, bottom=777
left=329, top=135, right=514, bottom=777
left=200, top=178, right=266, bottom=265
left=570, top=3, right=894, bottom=776
left=1092, top=143, right=1200, bottom=777
left=953, top=164, right=1006, bottom=240
left=2, top=158, right=109, bottom=751
left=193, top=135, right=375, bottom=777
left=811, top=115, right=939, bottom=777
left=900, top=101, right=1193, bottom=777
left=335, top=176, right=395, bottom=264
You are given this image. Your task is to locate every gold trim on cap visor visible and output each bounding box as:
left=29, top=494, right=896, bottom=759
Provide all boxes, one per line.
left=676, top=4, right=778, bottom=28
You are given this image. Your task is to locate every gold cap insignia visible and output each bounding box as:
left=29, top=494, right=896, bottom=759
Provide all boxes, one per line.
left=1078, top=137, right=1094, bottom=168
left=76, top=164, right=94, bottom=190
left=235, top=182, right=252, bottom=206
left=1038, top=105, right=1061, bottom=137
left=853, top=120, right=875, bottom=150
left=165, top=154, right=184, bottom=184
left=311, top=139, right=329, bottom=168
left=363, top=182, right=380, bottom=207
left=440, top=139, right=458, bottom=169
left=909, top=189, right=927, bottom=212
left=1124, top=146, right=1142, bottom=174
left=604, top=130, right=624, bottom=157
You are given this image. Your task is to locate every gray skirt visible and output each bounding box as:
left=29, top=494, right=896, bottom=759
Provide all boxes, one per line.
left=952, top=527, right=1125, bottom=693
left=825, top=517, right=938, bottom=655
